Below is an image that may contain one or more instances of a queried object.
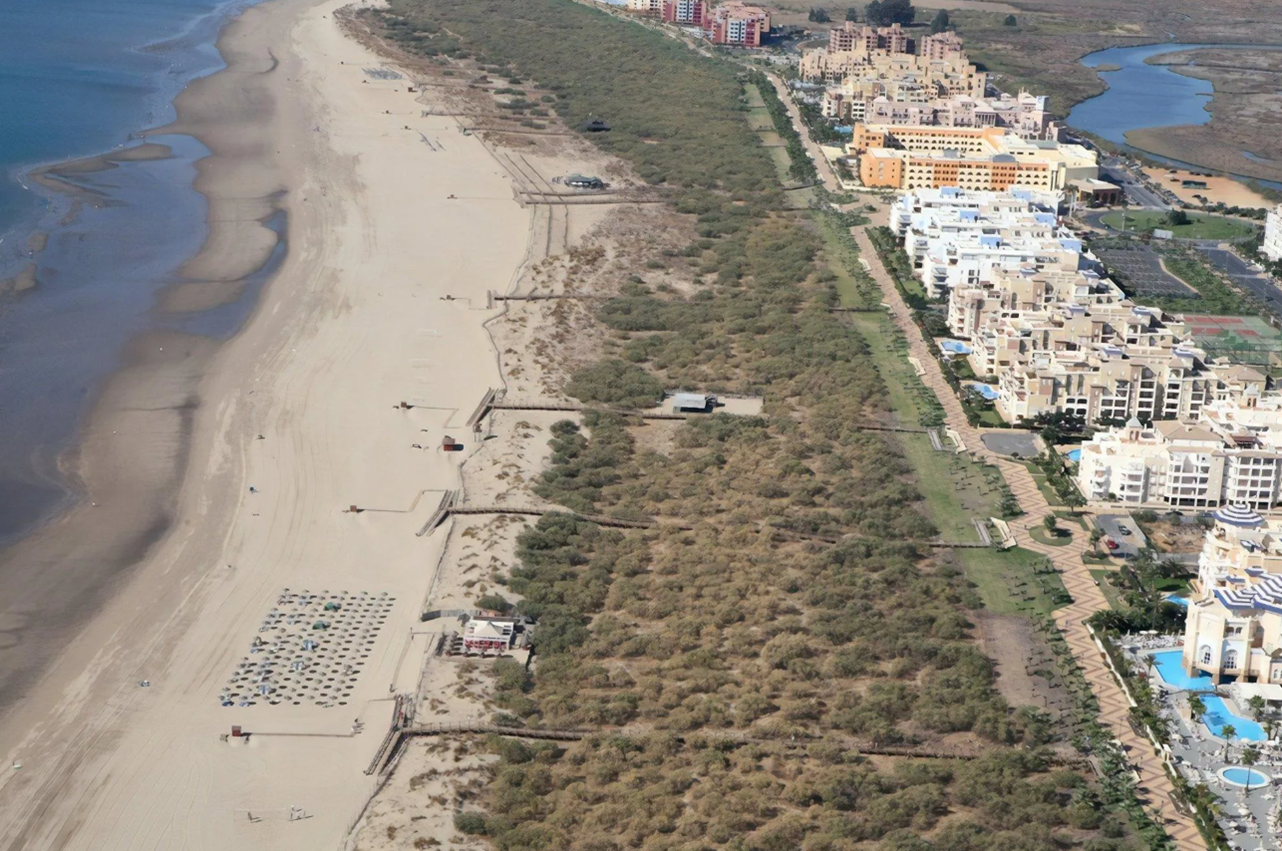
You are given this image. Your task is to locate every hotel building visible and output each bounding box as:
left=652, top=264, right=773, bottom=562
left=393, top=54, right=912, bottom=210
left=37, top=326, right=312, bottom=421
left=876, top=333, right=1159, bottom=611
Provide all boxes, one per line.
left=853, top=125, right=1097, bottom=192
left=1182, top=505, right=1282, bottom=688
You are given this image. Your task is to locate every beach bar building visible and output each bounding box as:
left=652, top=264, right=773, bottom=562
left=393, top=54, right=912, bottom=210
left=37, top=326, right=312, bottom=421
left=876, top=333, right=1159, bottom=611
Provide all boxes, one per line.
left=463, top=616, right=518, bottom=654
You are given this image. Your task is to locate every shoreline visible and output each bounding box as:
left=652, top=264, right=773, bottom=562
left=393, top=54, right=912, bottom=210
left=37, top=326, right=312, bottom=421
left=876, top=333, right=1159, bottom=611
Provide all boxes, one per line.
left=0, top=0, right=538, bottom=847
left=0, top=0, right=298, bottom=731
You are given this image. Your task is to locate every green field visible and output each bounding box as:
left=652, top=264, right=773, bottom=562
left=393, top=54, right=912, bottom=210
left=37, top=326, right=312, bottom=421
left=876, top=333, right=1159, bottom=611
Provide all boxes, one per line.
left=1099, top=210, right=1257, bottom=240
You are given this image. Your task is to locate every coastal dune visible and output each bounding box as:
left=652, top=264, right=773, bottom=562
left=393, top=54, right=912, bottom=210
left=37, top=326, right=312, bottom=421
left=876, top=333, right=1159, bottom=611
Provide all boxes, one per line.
left=0, top=0, right=532, bottom=848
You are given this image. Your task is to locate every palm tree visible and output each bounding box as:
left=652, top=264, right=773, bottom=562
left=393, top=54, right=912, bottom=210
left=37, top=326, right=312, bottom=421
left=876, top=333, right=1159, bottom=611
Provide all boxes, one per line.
left=1221, top=724, right=1236, bottom=761
left=1188, top=694, right=1207, bottom=727
left=1247, top=695, right=1266, bottom=722
left=1241, top=746, right=1262, bottom=793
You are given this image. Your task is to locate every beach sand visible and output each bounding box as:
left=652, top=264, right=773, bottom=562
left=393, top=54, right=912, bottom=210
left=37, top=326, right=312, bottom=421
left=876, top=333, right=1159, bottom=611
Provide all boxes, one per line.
left=1138, top=163, right=1275, bottom=209
left=0, top=0, right=538, bottom=847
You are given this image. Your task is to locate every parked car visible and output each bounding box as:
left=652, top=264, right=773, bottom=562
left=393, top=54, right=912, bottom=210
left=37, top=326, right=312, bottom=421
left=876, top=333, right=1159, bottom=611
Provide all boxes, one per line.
left=1105, top=538, right=1120, bottom=550
left=1117, top=525, right=1133, bottom=537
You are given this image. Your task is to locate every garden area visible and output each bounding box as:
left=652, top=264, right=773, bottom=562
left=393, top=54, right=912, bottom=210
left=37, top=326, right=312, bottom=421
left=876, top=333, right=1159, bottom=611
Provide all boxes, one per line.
left=1098, top=209, right=1257, bottom=241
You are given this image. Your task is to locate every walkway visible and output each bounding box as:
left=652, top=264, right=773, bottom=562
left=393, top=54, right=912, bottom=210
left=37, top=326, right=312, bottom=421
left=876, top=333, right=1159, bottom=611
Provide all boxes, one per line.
left=852, top=226, right=1205, bottom=851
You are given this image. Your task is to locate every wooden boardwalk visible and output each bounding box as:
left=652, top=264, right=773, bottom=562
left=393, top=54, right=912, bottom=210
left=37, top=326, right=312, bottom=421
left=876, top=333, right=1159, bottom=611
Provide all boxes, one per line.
left=853, top=225, right=1204, bottom=851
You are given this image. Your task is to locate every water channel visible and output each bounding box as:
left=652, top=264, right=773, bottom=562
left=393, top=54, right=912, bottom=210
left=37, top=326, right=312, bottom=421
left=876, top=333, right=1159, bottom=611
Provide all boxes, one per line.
left=1066, top=42, right=1282, bottom=181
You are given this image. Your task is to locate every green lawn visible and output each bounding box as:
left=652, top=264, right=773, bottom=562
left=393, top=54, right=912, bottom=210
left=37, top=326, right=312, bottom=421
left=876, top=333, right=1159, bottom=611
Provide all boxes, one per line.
left=1023, top=461, right=1065, bottom=507
left=962, top=546, right=1073, bottom=616
left=1098, top=210, right=1256, bottom=240
left=1088, top=568, right=1124, bottom=610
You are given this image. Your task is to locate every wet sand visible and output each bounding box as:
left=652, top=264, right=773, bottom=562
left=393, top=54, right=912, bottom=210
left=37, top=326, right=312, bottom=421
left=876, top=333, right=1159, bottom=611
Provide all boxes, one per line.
left=0, top=0, right=533, bottom=848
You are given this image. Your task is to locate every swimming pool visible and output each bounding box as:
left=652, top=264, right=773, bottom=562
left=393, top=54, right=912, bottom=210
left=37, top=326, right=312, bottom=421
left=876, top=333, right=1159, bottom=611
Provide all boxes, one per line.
left=1221, top=767, right=1271, bottom=787
left=1164, top=593, right=1189, bottom=608
left=969, top=383, right=999, bottom=401
left=1151, top=650, right=1214, bottom=691
left=940, top=340, right=972, bottom=355
left=1203, top=695, right=1267, bottom=741
left=1066, top=448, right=1082, bottom=462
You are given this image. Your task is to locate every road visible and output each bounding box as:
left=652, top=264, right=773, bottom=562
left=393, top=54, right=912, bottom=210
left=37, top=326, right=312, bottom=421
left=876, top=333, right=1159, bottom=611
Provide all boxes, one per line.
left=1102, top=156, right=1171, bottom=209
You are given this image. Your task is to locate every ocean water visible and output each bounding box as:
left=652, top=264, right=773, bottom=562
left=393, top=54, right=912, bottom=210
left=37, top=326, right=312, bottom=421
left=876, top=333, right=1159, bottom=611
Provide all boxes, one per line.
left=0, top=0, right=263, bottom=545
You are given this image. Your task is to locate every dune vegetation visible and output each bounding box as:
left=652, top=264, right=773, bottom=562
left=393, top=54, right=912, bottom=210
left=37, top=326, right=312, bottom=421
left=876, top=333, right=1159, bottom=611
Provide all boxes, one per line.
left=367, top=1, right=1166, bottom=849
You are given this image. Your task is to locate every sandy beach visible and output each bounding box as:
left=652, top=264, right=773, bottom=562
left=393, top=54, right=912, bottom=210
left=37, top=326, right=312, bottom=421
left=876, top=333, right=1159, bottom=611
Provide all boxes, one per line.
left=0, top=0, right=539, bottom=845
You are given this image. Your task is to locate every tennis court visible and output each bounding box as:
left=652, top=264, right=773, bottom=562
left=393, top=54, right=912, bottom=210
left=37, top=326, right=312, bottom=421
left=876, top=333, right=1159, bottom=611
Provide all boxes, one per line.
left=1184, top=314, right=1282, bottom=372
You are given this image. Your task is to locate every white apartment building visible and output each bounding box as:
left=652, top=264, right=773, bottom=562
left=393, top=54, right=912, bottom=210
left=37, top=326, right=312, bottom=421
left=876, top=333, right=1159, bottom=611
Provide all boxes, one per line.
left=1182, top=505, right=1282, bottom=687
left=919, top=230, right=1091, bottom=299
left=1077, top=388, right=1282, bottom=508
left=890, top=186, right=1061, bottom=237
left=903, top=205, right=1061, bottom=267
left=1264, top=204, right=1282, bottom=263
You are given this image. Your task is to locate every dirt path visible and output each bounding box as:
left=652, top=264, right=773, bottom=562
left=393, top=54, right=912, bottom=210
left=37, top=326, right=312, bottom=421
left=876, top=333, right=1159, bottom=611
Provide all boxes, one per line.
left=852, top=225, right=1205, bottom=851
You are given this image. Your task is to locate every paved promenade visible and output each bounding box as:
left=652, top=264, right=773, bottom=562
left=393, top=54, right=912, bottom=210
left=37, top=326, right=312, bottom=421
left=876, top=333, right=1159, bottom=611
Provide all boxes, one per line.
left=852, top=225, right=1205, bottom=851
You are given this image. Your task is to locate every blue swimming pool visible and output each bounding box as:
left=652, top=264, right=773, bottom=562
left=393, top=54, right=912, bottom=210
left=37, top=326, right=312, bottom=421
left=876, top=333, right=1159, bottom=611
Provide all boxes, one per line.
left=1067, top=449, right=1082, bottom=462
left=1151, top=650, right=1215, bottom=691
left=1165, top=593, right=1189, bottom=608
left=1203, top=695, right=1267, bottom=741
left=940, top=340, right=972, bottom=355
left=970, top=384, right=999, bottom=400
left=1221, top=767, right=1271, bottom=787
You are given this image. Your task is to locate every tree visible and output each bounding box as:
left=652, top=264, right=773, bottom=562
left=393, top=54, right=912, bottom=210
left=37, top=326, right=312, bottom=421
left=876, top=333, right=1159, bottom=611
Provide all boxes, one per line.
left=864, top=0, right=914, bottom=26
left=808, top=7, right=832, bottom=21
left=929, top=8, right=949, bottom=33
left=845, top=6, right=860, bottom=20
left=1247, top=694, right=1266, bottom=721
left=1043, top=513, right=1059, bottom=535
left=1166, top=209, right=1191, bottom=227
left=1003, top=13, right=1017, bottom=25
left=1241, top=745, right=1262, bottom=793
left=1188, top=694, right=1206, bottom=726
left=1090, top=527, right=1105, bottom=556
left=1221, top=724, right=1237, bottom=761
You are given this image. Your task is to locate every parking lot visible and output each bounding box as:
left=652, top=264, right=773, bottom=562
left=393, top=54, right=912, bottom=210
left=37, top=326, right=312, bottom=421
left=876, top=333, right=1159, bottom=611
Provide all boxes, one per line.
left=980, top=431, right=1040, bottom=458
left=1096, top=246, right=1198, bottom=298
left=1095, top=513, right=1148, bottom=558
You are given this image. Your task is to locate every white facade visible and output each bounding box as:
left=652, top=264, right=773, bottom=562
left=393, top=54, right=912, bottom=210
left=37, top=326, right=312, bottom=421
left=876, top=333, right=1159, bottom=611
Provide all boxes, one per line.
left=1264, top=204, right=1282, bottom=263
left=1183, top=505, right=1282, bottom=687
left=1077, top=391, right=1282, bottom=508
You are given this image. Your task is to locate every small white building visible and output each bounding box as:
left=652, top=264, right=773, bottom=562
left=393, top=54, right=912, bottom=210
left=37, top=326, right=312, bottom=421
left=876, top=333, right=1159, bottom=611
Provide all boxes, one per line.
left=671, top=392, right=716, bottom=413
left=463, top=616, right=517, bottom=654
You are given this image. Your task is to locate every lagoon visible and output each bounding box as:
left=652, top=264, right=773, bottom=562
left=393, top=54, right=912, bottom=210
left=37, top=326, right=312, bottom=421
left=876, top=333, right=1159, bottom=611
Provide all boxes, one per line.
left=1067, top=43, right=1282, bottom=149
